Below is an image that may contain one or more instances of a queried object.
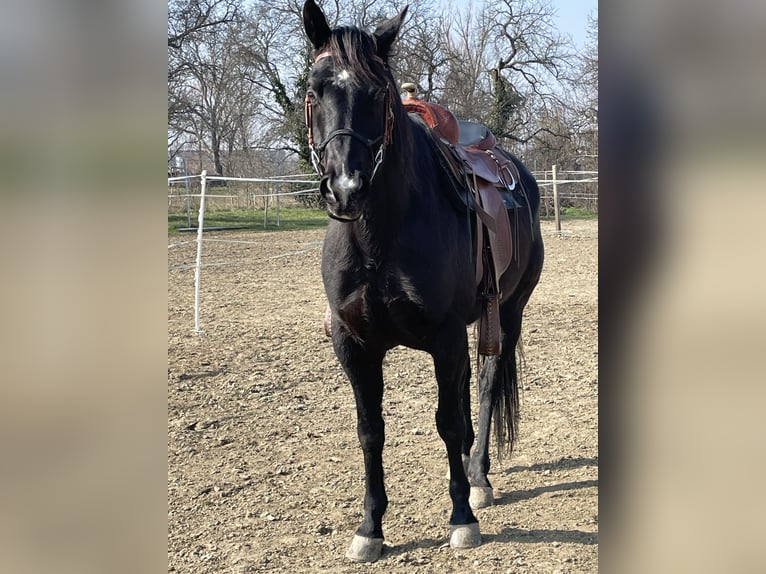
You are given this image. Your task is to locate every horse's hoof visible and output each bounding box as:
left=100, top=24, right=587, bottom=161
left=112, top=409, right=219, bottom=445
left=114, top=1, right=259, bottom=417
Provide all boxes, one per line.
left=469, top=486, right=494, bottom=509
left=345, top=534, right=384, bottom=562
left=449, top=522, right=482, bottom=548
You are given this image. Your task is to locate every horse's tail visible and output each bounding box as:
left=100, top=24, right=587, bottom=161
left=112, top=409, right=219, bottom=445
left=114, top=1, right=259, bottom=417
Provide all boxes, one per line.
left=490, top=242, right=542, bottom=458
left=489, top=162, right=544, bottom=457
left=491, top=337, right=523, bottom=458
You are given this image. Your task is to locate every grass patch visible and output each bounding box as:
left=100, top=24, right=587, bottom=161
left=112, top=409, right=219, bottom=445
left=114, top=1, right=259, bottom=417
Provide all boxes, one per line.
left=170, top=205, right=596, bottom=234
left=562, top=206, right=598, bottom=219
left=168, top=206, right=328, bottom=234
left=542, top=206, right=598, bottom=221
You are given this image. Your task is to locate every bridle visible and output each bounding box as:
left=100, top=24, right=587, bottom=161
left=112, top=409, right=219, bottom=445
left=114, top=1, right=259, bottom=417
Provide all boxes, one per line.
left=304, top=51, right=395, bottom=180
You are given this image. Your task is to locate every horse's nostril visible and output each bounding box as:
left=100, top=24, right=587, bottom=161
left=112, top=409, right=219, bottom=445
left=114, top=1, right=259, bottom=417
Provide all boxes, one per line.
left=319, top=177, right=336, bottom=203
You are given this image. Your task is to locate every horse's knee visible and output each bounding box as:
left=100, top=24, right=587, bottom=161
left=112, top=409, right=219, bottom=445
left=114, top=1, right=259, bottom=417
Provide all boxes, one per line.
left=356, top=424, right=385, bottom=452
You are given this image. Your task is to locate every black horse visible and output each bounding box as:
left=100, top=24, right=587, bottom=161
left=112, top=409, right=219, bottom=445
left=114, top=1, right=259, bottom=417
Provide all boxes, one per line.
left=302, top=0, right=543, bottom=562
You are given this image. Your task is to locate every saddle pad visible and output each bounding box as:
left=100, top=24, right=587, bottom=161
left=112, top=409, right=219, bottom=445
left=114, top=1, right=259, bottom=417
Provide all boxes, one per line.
left=457, top=120, right=497, bottom=150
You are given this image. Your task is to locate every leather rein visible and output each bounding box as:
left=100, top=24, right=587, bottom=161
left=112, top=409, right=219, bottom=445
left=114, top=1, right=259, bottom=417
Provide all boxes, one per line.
left=304, top=51, right=395, bottom=180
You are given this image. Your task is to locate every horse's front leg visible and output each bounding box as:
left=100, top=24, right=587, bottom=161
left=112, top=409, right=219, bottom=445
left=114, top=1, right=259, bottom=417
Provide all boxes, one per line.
left=332, top=332, right=387, bottom=562
left=430, top=316, right=481, bottom=549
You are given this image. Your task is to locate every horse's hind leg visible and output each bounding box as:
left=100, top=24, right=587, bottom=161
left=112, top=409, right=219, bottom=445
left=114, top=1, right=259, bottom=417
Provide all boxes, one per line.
left=332, top=333, right=388, bottom=562
left=469, top=231, right=543, bottom=508
left=430, top=314, right=481, bottom=548
left=467, top=332, right=511, bottom=508
left=468, top=297, right=530, bottom=509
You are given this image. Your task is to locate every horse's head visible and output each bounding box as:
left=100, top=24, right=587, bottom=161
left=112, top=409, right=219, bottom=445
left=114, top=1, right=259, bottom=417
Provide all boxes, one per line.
left=303, top=0, right=408, bottom=221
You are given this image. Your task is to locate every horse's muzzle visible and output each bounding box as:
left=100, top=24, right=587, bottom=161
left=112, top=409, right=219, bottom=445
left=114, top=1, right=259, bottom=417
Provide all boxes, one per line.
left=320, top=173, right=368, bottom=221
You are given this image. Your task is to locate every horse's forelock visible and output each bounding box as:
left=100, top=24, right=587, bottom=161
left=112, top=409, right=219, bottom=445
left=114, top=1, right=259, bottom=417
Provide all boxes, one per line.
left=327, top=27, right=387, bottom=87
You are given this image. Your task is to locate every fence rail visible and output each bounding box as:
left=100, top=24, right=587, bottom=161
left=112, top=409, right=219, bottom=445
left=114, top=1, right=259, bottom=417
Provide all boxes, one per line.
left=169, top=166, right=596, bottom=333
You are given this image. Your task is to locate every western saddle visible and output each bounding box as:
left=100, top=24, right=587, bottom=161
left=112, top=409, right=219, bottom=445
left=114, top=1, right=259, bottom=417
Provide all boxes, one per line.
left=401, top=83, right=525, bottom=356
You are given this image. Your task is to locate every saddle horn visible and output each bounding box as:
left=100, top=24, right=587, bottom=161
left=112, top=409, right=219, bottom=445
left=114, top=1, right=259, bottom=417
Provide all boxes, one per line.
left=401, top=82, right=418, bottom=99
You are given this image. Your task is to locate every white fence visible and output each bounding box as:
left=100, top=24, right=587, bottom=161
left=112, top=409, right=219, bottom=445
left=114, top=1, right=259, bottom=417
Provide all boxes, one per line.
left=534, top=165, right=598, bottom=233
left=167, top=171, right=321, bottom=333
left=167, top=172, right=320, bottom=229
left=169, top=167, right=596, bottom=333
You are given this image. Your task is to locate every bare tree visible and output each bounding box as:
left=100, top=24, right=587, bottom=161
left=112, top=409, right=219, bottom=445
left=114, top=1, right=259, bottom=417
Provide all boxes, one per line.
left=169, top=15, right=262, bottom=176
left=394, top=13, right=450, bottom=101
left=167, top=0, right=593, bottom=177
left=574, top=12, right=598, bottom=159
left=168, top=0, right=239, bottom=49
left=236, top=1, right=311, bottom=162
left=486, top=0, right=576, bottom=147
left=427, top=0, right=576, bottom=153
left=168, top=0, right=243, bottom=163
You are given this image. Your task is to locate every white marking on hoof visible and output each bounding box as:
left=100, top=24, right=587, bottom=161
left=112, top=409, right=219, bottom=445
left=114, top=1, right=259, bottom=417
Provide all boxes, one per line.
left=449, top=522, right=482, bottom=548
left=469, top=486, right=494, bottom=509
left=345, top=534, right=383, bottom=562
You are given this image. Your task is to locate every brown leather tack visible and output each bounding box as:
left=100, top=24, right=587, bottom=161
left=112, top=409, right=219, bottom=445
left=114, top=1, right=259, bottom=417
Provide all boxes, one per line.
left=478, top=293, right=500, bottom=356
left=477, top=182, right=513, bottom=283
left=402, top=99, right=459, bottom=145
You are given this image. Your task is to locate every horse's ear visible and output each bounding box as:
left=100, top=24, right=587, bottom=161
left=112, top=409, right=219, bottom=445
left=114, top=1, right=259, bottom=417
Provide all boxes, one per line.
left=373, top=6, right=408, bottom=61
left=303, top=0, right=332, bottom=51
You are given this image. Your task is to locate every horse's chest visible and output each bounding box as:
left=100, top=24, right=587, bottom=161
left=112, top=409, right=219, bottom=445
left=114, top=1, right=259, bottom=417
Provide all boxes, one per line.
left=336, top=287, right=369, bottom=339
left=336, top=275, right=428, bottom=344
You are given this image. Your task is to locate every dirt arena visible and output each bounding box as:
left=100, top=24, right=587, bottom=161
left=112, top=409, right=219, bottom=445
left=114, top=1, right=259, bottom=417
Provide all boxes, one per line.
left=168, top=218, right=598, bottom=573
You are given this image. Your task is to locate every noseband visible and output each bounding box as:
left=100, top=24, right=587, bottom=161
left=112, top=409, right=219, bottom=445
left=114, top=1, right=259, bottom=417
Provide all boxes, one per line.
left=304, top=51, right=395, bottom=180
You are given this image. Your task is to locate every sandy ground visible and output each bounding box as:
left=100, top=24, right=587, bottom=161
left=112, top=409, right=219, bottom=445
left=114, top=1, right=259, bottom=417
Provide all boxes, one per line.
left=168, top=218, right=597, bottom=573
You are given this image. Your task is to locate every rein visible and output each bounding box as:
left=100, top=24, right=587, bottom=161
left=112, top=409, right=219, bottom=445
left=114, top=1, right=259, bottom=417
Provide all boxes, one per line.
left=304, top=51, right=395, bottom=180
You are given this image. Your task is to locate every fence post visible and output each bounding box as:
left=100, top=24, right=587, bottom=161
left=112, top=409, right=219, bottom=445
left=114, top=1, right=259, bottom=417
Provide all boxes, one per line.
left=263, top=185, right=269, bottom=228
left=183, top=159, right=191, bottom=228
left=193, top=170, right=207, bottom=334
left=552, top=164, right=561, bottom=235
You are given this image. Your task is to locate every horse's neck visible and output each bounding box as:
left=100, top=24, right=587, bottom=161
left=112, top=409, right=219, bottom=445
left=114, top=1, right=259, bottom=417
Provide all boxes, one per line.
left=349, top=109, right=416, bottom=259
left=372, top=113, right=415, bottom=215
left=350, top=164, right=408, bottom=260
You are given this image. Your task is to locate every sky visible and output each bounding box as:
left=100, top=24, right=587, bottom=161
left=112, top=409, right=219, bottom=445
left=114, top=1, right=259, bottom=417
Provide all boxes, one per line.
left=550, top=0, right=597, bottom=49
left=440, top=0, right=598, bottom=51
